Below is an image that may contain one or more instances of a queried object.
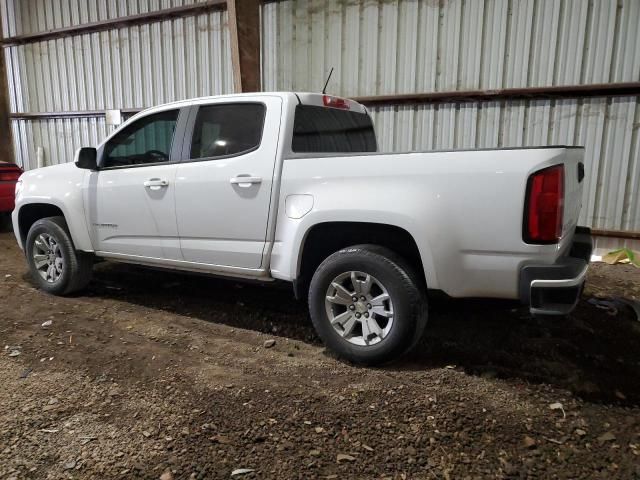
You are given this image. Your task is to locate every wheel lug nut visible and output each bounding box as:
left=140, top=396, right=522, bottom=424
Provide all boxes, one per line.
left=352, top=296, right=358, bottom=302
left=360, top=296, right=366, bottom=301
left=349, top=305, right=355, bottom=311
left=367, top=303, right=372, bottom=309
left=355, top=313, right=361, bottom=319
left=364, top=312, right=369, bottom=318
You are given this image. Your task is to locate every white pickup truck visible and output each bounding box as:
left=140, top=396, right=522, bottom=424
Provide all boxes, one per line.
left=12, top=92, right=592, bottom=364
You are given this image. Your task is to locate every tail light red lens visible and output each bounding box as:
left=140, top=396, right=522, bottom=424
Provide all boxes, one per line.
left=0, top=170, right=21, bottom=182
left=524, top=165, right=564, bottom=244
left=322, top=95, right=350, bottom=110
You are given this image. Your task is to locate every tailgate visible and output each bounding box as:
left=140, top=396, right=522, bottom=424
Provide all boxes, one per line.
left=560, top=148, right=585, bottom=241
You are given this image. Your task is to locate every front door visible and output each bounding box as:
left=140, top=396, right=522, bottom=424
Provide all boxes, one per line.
left=86, top=108, right=184, bottom=260
left=175, top=97, right=282, bottom=269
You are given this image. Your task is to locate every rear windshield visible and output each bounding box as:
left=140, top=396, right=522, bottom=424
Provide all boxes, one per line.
left=292, top=105, right=377, bottom=153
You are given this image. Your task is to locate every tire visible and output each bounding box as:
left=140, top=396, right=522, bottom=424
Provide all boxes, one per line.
left=25, top=216, right=93, bottom=295
left=308, top=244, right=428, bottom=366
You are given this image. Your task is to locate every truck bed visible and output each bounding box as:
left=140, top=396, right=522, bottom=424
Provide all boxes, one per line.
left=273, top=146, right=585, bottom=300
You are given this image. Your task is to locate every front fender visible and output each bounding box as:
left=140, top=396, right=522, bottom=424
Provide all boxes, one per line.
left=12, top=164, right=93, bottom=252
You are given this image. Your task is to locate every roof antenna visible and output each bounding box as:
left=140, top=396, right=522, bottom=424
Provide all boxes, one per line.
left=322, top=67, right=334, bottom=94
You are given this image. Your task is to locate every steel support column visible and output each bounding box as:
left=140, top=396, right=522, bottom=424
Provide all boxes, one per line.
left=228, top=0, right=261, bottom=92
left=0, top=10, right=14, bottom=164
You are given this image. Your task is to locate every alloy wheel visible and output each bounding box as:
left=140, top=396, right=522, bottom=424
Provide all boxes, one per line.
left=324, top=271, right=394, bottom=346
left=32, top=233, right=64, bottom=283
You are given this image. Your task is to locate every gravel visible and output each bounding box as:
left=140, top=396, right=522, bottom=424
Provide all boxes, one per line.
left=0, top=232, right=639, bottom=479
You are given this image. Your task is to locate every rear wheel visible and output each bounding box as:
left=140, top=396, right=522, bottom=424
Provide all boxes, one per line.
left=25, top=216, right=93, bottom=295
left=308, top=244, right=427, bottom=365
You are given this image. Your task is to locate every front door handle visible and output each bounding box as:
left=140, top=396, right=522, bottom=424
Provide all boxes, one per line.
left=230, top=175, right=262, bottom=187
left=144, top=179, right=169, bottom=190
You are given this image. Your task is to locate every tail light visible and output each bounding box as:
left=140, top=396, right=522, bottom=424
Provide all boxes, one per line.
left=322, top=95, right=350, bottom=110
left=0, top=168, right=21, bottom=182
left=524, top=165, right=564, bottom=244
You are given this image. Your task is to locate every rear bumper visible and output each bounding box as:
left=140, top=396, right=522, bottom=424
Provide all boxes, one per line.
left=519, top=227, right=592, bottom=315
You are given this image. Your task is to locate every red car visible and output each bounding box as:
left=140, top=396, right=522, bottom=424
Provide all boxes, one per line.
left=0, top=161, right=22, bottom=222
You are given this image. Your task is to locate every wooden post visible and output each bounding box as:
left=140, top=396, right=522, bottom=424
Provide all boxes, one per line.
left=0, top=10, right=15, bottom=164
left=228, top=0, right=261, bottom=93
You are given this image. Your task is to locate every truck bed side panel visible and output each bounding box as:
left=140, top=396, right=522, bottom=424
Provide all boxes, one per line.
left=271, top=147, right=584, bottom=299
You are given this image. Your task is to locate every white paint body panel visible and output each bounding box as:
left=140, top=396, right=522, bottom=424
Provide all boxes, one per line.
left=13, top=92, right=585, bottom=300
left=12, top=162, right=93, bottom=251
left=271, top=147, right=583, bottom=299
left=174, top=96, right=283, bottom=269
left=85, top=164, right=181, bottom=259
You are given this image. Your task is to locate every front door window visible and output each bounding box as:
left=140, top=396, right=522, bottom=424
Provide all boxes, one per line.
left=102, top=110, right=179, bottom=168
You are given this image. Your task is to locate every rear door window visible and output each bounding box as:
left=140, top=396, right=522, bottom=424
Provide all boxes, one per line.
left=190, top=103, right=266, bottom=160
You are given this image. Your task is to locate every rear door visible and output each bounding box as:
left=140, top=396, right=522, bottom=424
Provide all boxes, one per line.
left=174, top=96, right=282, bottom=269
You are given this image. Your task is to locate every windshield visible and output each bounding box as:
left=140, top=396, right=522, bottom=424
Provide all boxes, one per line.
left=292, top=105, right=377, bottom=153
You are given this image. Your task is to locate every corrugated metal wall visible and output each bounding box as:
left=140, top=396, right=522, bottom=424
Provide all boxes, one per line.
left=1, top=0, right=211, bottom=37
left=1, top=0, right=233, bottom=170
left=1, top=0, right=639, bottom=234
left=262, top=0, right=640, bottom=233
left=367, top=97, right=640, bottom=231
left=11, top=116, right=109, bottom=171
left=262, top=0, right=640, bottom=93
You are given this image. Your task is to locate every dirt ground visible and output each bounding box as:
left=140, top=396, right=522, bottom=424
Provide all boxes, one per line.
left=1, top=230, right=639, bottom=480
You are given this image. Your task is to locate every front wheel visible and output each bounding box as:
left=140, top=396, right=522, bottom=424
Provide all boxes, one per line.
left=308, top=245, right=427, bottom=366
left=25, top=216, right=93, bottom=295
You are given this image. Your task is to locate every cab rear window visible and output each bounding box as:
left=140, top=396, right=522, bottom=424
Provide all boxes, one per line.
left=292, top=105, right=377, bottom=153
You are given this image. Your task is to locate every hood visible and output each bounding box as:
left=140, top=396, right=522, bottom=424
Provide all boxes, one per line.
left=20, top=162, right=87, bottom=194
left=23, top=161, right=81, bottom=178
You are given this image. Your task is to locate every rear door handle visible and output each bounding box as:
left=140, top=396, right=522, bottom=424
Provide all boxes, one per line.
left=143, top=179, right=169, bottom=190
left=230, top=176, right=262, bottom=187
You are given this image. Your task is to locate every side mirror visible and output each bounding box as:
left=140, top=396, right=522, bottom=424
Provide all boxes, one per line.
left=75, top=147, right=98, bottom=170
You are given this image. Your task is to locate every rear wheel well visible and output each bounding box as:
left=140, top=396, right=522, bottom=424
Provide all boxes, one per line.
left=296, top=222, right=425, bottom=300
left=18, top=204, right=65, bottom=244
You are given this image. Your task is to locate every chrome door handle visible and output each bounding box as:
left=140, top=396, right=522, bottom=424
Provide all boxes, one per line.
left=143, top=179, right=169, bottom=190
left=230, top=176, right=262, bottom=187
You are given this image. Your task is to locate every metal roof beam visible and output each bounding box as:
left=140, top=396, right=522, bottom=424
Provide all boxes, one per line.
left=9, top=82, right=640, bottom=119
left=0, top=0, right=227, bottom=46
left=355, top=83, right=640, bottom=106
